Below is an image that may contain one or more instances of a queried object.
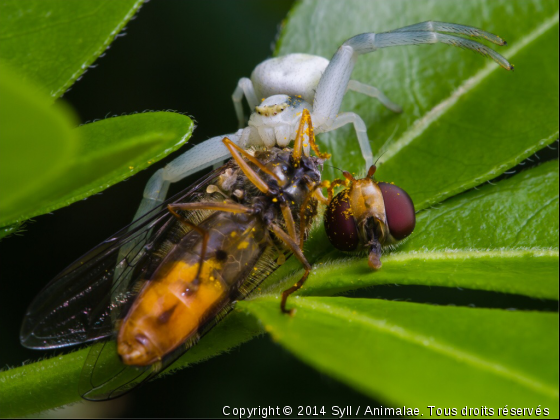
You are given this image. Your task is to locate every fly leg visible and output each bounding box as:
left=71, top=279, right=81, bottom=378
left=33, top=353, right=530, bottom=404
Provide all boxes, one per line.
left=286, top=108, right=327, bottom=248
left=225, top=137, right=309, bottom=314
left=269, top=223, right=312, bottom=315
left=224, top=113, right=320, bottom=314
left=169, top=202, right=252, bottom=213
left=223, top=138, right=308, bottom=314
left=327, top=178, right=350, bottom=202
left=276, top=108, right=331, bottom=311
left=167, top=207, right=209, bottom=282
left=222, top=136, right=303, bottom=287
left=222, top=138, right=281, bottom=194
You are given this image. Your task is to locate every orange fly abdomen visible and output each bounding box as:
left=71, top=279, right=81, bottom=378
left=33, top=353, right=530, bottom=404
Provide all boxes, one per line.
left=117, top=258, right=225, bottom=366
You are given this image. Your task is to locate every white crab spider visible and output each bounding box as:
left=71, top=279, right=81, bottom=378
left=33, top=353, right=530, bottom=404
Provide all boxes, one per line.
left=232, top=54, right=403, bottom=129
left=133, top=21, right=512, bottom=221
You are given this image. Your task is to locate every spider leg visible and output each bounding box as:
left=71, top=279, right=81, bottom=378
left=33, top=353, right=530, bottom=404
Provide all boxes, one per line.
left=347, top=80, right=402, bottom=113
left=232, top=77, right=259, bottom=129
left=387, top=21, right=507, bottom=46
left=314, top=21, right=512, bottom=124
left=362, top=31, right=512, bottom=69
left=312, top=21, right=511, bottom=167
left=316, top=111, right=373, bottom=169
left=131, top=129, right=246, bottom=223
left=117, top=130, right=252, bottom=274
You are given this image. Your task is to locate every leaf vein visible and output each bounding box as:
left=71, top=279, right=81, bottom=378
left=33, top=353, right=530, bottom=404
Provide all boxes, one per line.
left=380, top=13, right=560, bottom=163
left=299, top=298, right=559, bottom=399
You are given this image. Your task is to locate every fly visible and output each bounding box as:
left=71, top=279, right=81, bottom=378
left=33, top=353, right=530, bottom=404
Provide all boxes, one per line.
left=324, top=165, right=416, bottom=269
left=20, top=110, right=330, bottom=400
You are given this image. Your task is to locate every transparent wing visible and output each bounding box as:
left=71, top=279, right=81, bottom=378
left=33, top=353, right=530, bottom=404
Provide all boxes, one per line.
left=20, top=165, right=230, bottom=350
left=79, top=340, right=162, bottom=401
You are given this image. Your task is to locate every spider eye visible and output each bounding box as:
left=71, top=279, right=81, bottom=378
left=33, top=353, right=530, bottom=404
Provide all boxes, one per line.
left=324, top=190, right=359, bottom=251
left=378, top=182, right=415, bottom=240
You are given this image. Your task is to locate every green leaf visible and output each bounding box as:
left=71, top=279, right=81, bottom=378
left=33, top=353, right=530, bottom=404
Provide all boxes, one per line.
left=0, top=0, right=143, bottom=99
left=0, top=63, right=78, bottom=218
left=240, top=296, right=559, bottom=416
left=279, top=1, right=559, bottom=211
left=0, top=112, right=194, bottom=227
left=403, top=162, right=559, bottom=251
left=0, top=0, right=194, bottom=228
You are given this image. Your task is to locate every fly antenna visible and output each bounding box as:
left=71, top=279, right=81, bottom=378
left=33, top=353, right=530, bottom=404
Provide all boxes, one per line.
left=374, top=151, right=387, bottom=167
left=324, top=163, right=344, bottom=174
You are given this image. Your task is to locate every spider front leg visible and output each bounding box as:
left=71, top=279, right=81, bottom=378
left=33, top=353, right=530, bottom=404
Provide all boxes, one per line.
left=232, top=77, right=259, bottom=129
left=314, top=21, right=512, bottom=127
left=311, top=21, right=513, bottom=167
left=131, top=129, right=248, bottom=222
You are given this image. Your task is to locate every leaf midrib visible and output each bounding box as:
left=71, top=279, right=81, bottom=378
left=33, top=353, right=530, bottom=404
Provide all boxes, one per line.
left=385, top=248, right=559, bottom=261
left=251, top=296, right=559, bottom=399
left=309, top=249, right=559, bottom=270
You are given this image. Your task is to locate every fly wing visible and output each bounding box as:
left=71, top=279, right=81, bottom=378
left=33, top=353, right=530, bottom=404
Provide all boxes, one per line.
left=20, top=165, right=230, bottom=350
left=78, top=340, right=159, bottom=401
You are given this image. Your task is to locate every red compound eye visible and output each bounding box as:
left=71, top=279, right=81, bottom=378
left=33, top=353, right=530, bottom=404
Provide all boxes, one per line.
left=324, top=190, right=359, bottom=251
left=378, top=182, right=415, bottom=240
